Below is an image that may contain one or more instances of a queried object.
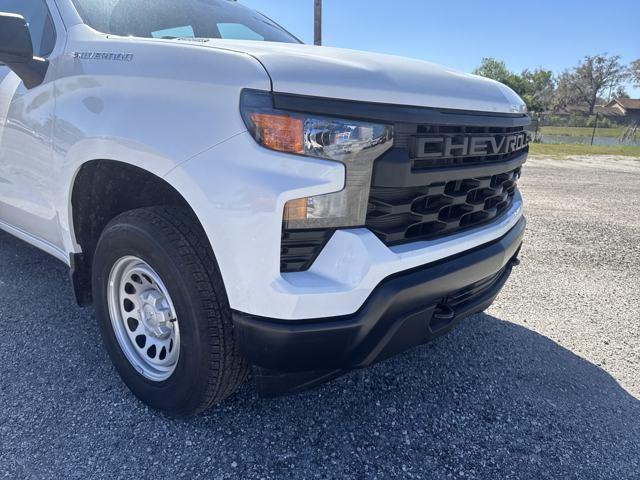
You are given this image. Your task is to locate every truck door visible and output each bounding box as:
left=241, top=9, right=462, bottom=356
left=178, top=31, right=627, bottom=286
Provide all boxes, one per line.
left=0, top=0, right=61, bottom=250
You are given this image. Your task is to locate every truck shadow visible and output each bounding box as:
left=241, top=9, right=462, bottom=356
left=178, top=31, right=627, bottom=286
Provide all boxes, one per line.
left=213, top=316, right=640, bottom=477
left=1, top=229, right=638, bottom=478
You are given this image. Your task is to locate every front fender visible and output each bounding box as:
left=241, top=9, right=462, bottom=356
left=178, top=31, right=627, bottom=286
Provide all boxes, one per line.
left=163, top=132, right=345, bottom=317
left=53, top=27, right=273, bottom=254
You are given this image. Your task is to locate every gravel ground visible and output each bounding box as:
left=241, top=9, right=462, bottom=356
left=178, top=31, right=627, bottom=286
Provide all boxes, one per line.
left=1, top=156, right=639, bottom=479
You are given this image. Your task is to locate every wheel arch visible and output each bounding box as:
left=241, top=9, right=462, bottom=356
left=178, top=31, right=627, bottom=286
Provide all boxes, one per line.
left=69, top=159, right=207, bottom=306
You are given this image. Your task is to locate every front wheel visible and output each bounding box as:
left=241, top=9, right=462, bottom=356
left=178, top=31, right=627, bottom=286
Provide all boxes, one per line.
left=92, top=206, right=248, bottom=416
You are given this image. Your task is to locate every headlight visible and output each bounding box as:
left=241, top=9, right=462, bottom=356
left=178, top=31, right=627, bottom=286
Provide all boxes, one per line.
left=240, top=90, right=394, bottom=229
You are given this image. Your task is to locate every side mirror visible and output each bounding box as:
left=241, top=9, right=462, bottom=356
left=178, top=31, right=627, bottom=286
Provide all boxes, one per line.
left=0, top=13, right=49, bottom=89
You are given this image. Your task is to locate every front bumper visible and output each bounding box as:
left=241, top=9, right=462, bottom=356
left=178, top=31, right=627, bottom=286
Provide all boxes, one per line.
left=233, top=216, right=525, bottom=396
left=167, top=131, right=524, bottom=321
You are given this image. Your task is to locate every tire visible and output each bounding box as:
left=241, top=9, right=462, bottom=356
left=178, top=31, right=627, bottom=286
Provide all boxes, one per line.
left=92, top=206, right=249, bottom=416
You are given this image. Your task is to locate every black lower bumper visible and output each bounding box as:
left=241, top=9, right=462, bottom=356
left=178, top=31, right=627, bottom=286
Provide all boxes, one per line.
left=233, top=217, right=525, bottom=397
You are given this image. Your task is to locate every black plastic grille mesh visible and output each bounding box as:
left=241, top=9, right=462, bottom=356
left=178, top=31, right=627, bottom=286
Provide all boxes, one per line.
left=281, top=229, right=334, bottom=273
left=367, top=168, right=521, bottom=245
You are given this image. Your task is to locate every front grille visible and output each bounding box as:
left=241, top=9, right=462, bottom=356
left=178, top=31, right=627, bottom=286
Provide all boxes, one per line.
left=367, top=167, right=521, bottom=245
left=280, top=110, right=529, bottom=271
left=367, top=121, right=527, bottom=246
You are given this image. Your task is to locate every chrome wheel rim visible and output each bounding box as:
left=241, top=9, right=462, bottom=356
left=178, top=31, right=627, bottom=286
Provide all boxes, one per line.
left=107, top=256, right=180, bottom=382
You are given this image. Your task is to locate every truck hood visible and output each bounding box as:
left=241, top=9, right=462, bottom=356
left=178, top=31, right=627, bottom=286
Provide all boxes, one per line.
left=187, top=39, right=526, bottom=114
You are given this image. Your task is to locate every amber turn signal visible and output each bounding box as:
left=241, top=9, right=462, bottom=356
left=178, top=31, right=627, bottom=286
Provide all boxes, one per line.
left=283, top=198, right=309, bottom=223
left=250, top=113, right=303, bottom=154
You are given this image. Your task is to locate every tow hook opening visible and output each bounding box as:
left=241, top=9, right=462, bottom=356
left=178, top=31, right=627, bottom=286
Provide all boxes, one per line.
left=508, top=257, right=521, bottom=267
left=508, top=246, right=523, bottom=268
left=430, top=304, right=456, bottom=333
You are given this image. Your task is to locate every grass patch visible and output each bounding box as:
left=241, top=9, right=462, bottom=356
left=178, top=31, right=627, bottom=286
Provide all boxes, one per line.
left=539, top=126, right=627, bottom=138
left=529, top=143, right=640, bottom=158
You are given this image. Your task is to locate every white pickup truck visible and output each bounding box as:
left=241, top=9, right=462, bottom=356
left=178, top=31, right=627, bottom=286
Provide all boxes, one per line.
left=0, top=0, right=528, bottom=415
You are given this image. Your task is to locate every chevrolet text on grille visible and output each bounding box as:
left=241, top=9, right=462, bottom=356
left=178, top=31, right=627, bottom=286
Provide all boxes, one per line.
left=415, top=132, right=529, bottom=158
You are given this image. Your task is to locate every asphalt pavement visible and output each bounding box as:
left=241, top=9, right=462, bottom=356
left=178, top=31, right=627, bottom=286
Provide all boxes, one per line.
left=1, top=156, right=639, bottom=479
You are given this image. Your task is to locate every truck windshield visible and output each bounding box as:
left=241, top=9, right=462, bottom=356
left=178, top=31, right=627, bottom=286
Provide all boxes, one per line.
left=70, top=0, right=301, bottom=43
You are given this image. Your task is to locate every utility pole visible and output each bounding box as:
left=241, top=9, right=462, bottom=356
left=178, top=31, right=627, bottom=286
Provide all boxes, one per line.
left=314, top=0, right=322, bottom=46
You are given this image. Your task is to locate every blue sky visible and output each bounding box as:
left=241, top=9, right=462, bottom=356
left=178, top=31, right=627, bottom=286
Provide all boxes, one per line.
left=241, top=0, right=640, bottom=97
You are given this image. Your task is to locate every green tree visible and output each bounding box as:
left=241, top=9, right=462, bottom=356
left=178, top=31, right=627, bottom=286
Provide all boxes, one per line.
left=518, top=68, right=555, bottom=112
left=554, top=54, right=629, bottom=114
left=553, top=71, right=579, bottom=111
left=632, top=59, right=640, bottom=88
left=613, top=86, right=630, bottom=99
left=473, top=58, right=555, bottom=111
left=473, top=57, right=513, bottom=85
